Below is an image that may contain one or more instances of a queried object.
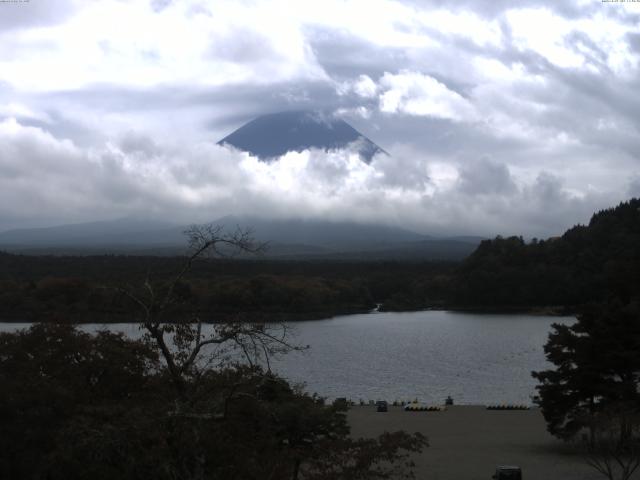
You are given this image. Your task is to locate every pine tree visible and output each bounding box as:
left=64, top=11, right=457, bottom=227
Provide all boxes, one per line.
left=532, top=299, right=640, bottom=444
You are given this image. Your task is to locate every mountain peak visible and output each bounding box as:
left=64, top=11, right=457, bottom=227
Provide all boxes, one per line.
left=218, top=110, right=385, bottom=162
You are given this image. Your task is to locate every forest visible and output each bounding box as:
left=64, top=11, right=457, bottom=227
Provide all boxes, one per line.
left=451, top=198, right=640, bottom=309
left=0, top=198, right=638, bottom=322
left=0, top=253, right=453, bottom=322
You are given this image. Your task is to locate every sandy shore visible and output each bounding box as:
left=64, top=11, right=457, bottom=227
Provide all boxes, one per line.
left=348, top=405, right=609, bottom=480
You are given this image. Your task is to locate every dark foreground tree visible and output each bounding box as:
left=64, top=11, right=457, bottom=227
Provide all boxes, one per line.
left=532, top=299, right=640, bottom=444
left=0, top=323, right=162, bottom=479
left=1, top=224, right=428, bottom=480
left=0, top=323, right=426, bottom=480
left=116, top=224, right=303, bottom=394
left=581, top=402, right=640, bottom=480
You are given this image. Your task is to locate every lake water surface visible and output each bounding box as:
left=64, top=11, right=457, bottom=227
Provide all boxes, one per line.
left=1, top=310, right=574, bottom=405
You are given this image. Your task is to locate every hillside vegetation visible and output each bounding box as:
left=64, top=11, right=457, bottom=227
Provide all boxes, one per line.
left=0, top=198, right=637, bottom=321
left=451, top=198, right=640, bottom=310
left=0, top=254, right=452, bottom=322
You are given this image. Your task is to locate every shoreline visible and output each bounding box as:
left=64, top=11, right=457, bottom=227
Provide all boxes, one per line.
left=437, top=304, right=575, bottom=316
left=0, top=305, right=575, bottom=324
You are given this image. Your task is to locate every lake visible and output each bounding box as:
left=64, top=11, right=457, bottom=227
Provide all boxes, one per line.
left=0, top=310, right=573, bottom=405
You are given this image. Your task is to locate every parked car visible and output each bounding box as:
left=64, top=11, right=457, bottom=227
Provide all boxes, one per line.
left=333, top=397, right=349, bottom=409
left=376, top=400, right=388, bottom=412
left=492, top=466, right=522, bottom=480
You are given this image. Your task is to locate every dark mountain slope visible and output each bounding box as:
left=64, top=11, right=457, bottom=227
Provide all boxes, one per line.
left=216, top=215, right=426, bottom=250
left=0, top=216, right=480, bottom=261
left=218, top=111, right=385, bottom=162
left=0, top=218, right=182, bottom=246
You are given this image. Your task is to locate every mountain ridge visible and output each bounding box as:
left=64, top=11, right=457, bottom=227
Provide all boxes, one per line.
left=218, top=110, right=385, bottom=162
left=0, top=216, right=482, bottom=260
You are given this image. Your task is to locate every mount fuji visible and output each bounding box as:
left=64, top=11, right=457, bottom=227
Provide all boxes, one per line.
left=218, top=110, right=385, bottom=162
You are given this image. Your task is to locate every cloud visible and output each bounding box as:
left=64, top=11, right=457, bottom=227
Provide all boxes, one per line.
left=378, top=71, right=478, bottom=121
left=337, top=75, right=378, bottom=99
left=629, top=177, right=640, bottom=198
left=0, top=118, right=625, bottom=238
left=1, top=0, right=639, bottom=236
left=0, top=0, right=328, bottom=91
left=0, top=0, right=77, bottom=31
left=456, top=156, right=517, bottom=195
left=402, top=0, right=603, bottom=20
left=0, top=102, right=51, bottom=124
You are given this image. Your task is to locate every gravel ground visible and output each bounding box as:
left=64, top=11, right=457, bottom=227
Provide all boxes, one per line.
left=347, top=405, right=613, bottom=480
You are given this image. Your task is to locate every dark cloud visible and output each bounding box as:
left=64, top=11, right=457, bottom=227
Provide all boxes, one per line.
left=629, top=177, right=640, bottom=198
left=627, top=32, right=640, bottom=54
left=207, top=28, right=276, bottom=64
left=402, top=0, right=599, bottom=19
left=564, top=31, right=609, bottom=68
left=457, top=156, right=517, bottom=195
left=308, top=28, right=411, bottom=80
left=150, top=0, right=173, bottom=13
left=0, top=0, right=76, bottom=31
left=117, top=131, right=162, bottom=156
left=348, top=112, right=527, bottom=161
left=40, top=81, right=342, bottom=133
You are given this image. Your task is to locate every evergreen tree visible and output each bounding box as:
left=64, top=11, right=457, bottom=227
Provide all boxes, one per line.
left=532, top=300, right=640, bottom=443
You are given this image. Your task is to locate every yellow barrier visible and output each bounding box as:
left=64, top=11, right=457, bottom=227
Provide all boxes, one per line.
left=485, top=405, right=530, bottom=410
left=403, top=405, right=446, bottom=412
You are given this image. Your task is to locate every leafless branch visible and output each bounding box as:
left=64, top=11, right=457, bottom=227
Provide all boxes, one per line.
left=112, top=222, right=303, bottom=397
left=582, top=405, right=640, bottom=480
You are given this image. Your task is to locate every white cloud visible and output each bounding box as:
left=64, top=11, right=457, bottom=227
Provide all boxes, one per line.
left=415, top=8, right=503, bottom=47
left=335, top=106, right=372, bottom=119
left=353, top=75, right=378, bottom=98
left=378, top=71, right=478, bottom=121
left=505, top=7, right=639, bottom=74
left=0, top=0, right=328, bottom=91
left=1, top=0, right=639, bottom=236
left=336, top=74, right=378, bottom=101
left=0, top=118, right=627, bottom=237
left=0, top=103, right=51, bottom=124
left=506, top=8, right=586, bottom=69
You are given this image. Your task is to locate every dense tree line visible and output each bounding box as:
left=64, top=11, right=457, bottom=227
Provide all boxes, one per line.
left=1, top=198, right=638, bottom=320
left=452, top=198, right=640, bottom=309
left=0, top=275, right=375, bottom=322
left=0, top=254, right=454, bottom=321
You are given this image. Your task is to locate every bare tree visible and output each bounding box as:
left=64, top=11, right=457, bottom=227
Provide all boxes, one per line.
left=118, top=223, right=303, bottom=395
left=582, top=403, right=640, bottom=480
left=14, top=223, right=428, bottom=480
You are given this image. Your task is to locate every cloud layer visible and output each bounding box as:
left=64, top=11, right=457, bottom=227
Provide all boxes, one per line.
left=0, top=0, right=639, bottom=236
left=0, top=118, right=621, bottom=237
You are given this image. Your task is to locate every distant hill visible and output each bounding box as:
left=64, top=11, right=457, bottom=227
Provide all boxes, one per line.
left=0, top=216, right=481, bottom=261
left=218, top=111, right=385, bottom=162
left=0, top=218, right=184, bottom=247
left=216, top=216, right=425, bottom=250
left=451, top=198, right=640, bottom=308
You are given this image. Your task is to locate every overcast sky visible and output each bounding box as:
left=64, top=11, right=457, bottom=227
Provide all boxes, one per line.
left=1, top=0, right=639, bottom=237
